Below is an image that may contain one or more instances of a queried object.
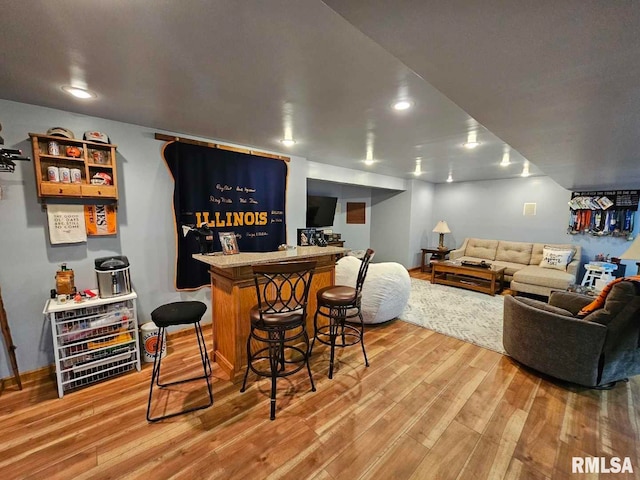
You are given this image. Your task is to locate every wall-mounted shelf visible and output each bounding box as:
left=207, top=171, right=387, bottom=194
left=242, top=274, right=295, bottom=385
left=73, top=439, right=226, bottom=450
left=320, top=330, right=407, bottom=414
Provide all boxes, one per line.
left=29, top=133, right=118, bottom=200
left=568, top=190, right=638, bottom=238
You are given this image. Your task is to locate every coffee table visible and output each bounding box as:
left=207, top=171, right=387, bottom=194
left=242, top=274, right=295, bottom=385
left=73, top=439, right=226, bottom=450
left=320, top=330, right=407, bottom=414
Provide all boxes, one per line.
left=431, top=261, right=506, bottom=296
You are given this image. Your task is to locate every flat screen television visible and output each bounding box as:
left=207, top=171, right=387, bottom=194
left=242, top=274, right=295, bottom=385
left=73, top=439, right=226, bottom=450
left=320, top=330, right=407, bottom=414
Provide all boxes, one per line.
left=306, top=195, right=338, bottom=228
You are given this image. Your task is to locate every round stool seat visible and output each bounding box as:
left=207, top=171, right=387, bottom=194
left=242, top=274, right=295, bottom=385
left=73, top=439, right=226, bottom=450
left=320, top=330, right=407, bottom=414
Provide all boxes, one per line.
left=249, top=305, right=304, bottom=327
left=151, top=301, right=207, bottom=328
left=317, top=285, right=358, bottom=306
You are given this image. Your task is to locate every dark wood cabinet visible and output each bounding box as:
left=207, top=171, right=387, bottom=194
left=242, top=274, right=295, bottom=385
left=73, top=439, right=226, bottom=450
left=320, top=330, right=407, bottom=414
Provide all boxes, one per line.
left=421, top=247, right=452, bottom=273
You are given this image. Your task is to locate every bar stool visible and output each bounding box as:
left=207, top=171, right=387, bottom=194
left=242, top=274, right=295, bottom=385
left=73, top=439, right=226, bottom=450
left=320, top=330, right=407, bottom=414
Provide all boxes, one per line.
left=311, top=248, right=374, bottom=379
left=146, top=301, right=213, bottom=422
left=240, top=261, right=317, bottom=420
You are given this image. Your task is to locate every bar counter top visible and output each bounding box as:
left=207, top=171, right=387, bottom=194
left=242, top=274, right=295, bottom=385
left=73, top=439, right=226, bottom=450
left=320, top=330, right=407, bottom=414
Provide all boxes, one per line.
left=193, top=245, right=347, bottom=269
left=192, top=245, right=346, bottom=379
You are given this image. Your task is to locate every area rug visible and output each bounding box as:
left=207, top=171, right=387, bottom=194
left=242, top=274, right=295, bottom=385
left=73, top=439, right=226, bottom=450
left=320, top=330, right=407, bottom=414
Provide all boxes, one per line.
left=399, top=278, right=505, bottom=354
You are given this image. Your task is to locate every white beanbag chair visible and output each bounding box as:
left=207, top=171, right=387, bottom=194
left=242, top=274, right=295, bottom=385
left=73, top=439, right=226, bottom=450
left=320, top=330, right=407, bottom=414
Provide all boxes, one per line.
left=335, top=255, right=411, bottom=324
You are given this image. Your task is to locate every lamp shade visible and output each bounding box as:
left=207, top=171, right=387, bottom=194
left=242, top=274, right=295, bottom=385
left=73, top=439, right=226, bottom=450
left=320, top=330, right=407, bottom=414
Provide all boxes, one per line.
left=619, top=236, right=640, bottom=260
left=432, top=221, right=451, bottom=234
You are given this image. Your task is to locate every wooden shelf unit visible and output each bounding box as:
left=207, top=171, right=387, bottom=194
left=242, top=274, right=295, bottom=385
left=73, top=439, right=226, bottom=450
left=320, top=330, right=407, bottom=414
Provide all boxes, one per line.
left=30, top=133, right=118, bottom=200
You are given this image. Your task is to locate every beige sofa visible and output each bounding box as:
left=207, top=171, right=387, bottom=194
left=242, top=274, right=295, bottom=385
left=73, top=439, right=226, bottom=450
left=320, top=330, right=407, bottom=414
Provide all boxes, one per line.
left=450, top=238, right=582, bottom=297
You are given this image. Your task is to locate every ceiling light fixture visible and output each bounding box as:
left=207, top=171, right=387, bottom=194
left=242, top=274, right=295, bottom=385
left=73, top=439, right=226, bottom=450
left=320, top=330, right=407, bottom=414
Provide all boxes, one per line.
left=364, top=158, right=375, bottom=166
left=500, top=151, right=511, bottom=167
left=446, top=173, right=453, bottom=183
left=521, top=161, right=530, bottom=177
left=280, top=139, right=296, bottom=147
left=464, top=131, right=480, bottom=149
left=61, top=85, right=96, bottom=99
left=413, top=158, right=422, bottom=176
left=392, top=100, right=412, bottom=111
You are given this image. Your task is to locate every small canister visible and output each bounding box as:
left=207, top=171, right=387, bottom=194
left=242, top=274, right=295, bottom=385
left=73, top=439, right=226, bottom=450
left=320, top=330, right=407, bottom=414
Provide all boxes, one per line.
left=47, top=165, right=60, bottom=182
left=48, top=141, right=60, bottom=156
left=70, top=168, right=82, bottom=184
left=59, top=167, right=71, bottom=183
left=92, top=150, right=106, bottom=164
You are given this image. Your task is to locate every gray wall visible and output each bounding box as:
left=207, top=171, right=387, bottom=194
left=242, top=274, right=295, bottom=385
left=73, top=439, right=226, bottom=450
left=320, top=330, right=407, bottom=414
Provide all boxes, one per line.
left=433, top=176, right=639, bottom=275
left=0, top=99, right=307, bottom=378
left=307, top=179, right=372, bottom=251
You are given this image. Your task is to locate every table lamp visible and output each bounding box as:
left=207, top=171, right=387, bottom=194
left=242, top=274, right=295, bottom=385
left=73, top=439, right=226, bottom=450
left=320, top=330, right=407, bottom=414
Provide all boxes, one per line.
left=619, top=235, right=640, bottom=275
left=433, top=220, right=451, bottom=251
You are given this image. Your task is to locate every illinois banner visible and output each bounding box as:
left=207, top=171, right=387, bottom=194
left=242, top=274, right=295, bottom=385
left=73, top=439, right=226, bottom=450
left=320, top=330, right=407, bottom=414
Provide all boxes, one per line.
left=163, top=142, right=287, bottom=289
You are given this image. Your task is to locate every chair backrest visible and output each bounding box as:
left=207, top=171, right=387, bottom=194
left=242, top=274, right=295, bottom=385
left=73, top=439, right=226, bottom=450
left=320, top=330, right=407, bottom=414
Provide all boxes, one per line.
left=355, top=249, right=375, bottom=295
left=252, top=261, right=317, bottom=315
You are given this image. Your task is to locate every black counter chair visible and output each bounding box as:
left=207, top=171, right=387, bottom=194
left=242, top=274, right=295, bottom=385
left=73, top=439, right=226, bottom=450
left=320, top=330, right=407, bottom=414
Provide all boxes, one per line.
left=240, top=261, right=316, bottom=420
left=146, top=301, right=213, bottom=422
left=311, top=248, right=374, bottom=379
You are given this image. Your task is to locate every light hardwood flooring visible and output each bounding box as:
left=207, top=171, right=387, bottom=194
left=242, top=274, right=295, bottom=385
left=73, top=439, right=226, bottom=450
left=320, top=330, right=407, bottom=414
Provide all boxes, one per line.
left=1, top=273, right=639, bottom=479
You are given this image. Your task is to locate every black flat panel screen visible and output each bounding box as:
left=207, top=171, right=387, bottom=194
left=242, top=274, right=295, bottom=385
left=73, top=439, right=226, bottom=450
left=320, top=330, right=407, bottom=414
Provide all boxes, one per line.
left=306, top=195, right=337, bottom=227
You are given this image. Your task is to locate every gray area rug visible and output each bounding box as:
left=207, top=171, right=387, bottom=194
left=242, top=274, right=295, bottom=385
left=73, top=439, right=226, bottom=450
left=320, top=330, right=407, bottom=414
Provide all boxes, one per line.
left=400, top=278, right=505, bottom=354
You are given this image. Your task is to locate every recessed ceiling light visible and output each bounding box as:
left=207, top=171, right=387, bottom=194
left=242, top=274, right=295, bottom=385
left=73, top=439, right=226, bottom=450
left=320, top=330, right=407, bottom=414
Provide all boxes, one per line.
left=392, top=100, right=412, bottom=111
left=413, top=158, right=422, bottom=176
left=521, top=162, right=530, bottom=177
left=463, top=141, right=480, bottom=149
left=364, top=159, right=375, bottom=166
left=280, top=139, right=296, bottom=147
left=500, top=152, right=511, bottom=167
left=447, top=173, right=453, bottom=183
left=61, top=85, right=96, bottom=99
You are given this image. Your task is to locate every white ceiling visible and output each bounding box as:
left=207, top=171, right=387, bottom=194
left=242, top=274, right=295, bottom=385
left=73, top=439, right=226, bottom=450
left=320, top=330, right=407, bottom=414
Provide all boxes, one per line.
left=2, top=1, right=638, bottom=189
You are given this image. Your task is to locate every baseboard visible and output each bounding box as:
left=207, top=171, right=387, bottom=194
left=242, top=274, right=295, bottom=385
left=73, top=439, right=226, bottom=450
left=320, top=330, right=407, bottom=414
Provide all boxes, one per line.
left=0, top=327, right=199, bottom=389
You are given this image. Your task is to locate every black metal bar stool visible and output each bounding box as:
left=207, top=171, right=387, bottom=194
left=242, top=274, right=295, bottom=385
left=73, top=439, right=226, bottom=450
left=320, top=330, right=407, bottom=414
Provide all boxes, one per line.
left=146, top=301, right=213, bottom=422
left=240, top=261, right=316, bottom=420
left=311, top=249, right=374, bottom=379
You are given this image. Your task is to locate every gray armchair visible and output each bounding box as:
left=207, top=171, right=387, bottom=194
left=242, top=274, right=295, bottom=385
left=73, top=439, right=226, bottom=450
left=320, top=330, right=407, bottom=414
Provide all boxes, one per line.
left=503, top=280, right=640, bottom=387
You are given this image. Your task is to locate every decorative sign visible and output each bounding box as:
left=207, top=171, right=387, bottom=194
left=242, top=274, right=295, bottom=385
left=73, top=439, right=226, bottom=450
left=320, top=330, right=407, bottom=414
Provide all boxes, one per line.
left=47, top=204, right=87, bottom=244
left=84, top=205, right=117, bottom=236
left=163, top=142, right=287, bottom=289
left=570, top=190, right=639, bottom=211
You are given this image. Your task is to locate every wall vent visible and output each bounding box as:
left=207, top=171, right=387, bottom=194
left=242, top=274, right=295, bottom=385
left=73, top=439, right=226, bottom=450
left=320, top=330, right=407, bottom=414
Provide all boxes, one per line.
left=523, top=202, right=537, bottom=216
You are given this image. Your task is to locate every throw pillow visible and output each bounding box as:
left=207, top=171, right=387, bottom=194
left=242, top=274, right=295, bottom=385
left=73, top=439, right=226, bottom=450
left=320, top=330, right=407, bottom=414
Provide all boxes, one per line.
left=578, top=276, right=640, bottom=317
left=539, top=246, right=574, bottom=271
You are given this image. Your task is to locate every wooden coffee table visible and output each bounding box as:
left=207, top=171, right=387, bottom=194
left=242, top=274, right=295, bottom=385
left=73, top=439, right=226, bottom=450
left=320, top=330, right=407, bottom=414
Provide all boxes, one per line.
left=431, top=261, right=506, bottom=296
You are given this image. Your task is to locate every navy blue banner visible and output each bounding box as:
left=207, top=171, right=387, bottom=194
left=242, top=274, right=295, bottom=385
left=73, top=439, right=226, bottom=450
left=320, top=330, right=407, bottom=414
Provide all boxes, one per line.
left=163, top=142, right=287, bottom=289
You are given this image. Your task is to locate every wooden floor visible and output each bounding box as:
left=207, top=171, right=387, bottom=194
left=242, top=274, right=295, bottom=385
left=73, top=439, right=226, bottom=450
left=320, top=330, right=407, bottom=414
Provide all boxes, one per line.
left=1, top=273, right=639, bottom=479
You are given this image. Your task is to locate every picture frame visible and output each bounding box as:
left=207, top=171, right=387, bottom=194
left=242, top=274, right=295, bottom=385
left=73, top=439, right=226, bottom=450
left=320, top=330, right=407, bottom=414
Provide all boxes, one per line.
left=219, top=231, right=239, bottom=255
left=297, top=228, right=317, bottom=246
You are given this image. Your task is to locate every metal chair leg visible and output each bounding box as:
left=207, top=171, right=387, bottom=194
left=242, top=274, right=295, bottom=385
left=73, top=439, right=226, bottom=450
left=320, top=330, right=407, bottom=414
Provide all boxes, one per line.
left=146, top=323, right=214, bottom=422
left=240, top=330, right=253, bottom=393
left=358, top=311, right=369, bottom=367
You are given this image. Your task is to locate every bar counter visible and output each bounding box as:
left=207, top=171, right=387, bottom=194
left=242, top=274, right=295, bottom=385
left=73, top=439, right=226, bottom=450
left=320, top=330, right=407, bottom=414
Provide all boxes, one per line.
left=193, top=246, right=346, bottom=379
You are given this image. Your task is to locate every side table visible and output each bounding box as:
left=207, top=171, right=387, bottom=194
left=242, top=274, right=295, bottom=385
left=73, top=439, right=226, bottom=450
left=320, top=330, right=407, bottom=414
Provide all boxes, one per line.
left=421, top=247, right=452, bottom=273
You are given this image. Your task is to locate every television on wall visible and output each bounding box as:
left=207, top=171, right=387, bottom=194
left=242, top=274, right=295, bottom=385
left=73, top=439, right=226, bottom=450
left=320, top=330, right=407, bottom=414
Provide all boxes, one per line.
left=306, top=195, right=338, bottom=227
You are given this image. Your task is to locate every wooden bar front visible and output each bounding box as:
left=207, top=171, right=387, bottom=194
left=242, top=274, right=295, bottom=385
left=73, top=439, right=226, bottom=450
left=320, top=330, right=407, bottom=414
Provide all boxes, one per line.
left=193, top=246, right=345, bottom=379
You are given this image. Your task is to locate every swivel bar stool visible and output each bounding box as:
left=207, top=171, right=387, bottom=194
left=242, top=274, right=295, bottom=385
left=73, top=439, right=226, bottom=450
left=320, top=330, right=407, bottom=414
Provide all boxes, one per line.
left=146, top=301, right=213, bottom=422
left=311, top=248, right=374, bottom=379
left=240, top=261, right=316, bottom=420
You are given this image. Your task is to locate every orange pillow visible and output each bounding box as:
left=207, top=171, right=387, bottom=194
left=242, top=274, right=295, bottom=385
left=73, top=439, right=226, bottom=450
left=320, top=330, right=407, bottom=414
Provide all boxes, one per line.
left=578, top=275, right=640, bottom=316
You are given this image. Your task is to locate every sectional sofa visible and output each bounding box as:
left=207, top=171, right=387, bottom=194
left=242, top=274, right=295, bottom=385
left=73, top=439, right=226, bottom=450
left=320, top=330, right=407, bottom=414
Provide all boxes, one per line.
left=450, top=238, right=582, bottom=297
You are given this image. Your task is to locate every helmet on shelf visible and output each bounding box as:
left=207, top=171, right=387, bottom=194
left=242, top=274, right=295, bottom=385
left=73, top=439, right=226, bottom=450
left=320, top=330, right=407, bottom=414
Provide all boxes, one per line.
left=91, top=172, right=112, bottom=185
